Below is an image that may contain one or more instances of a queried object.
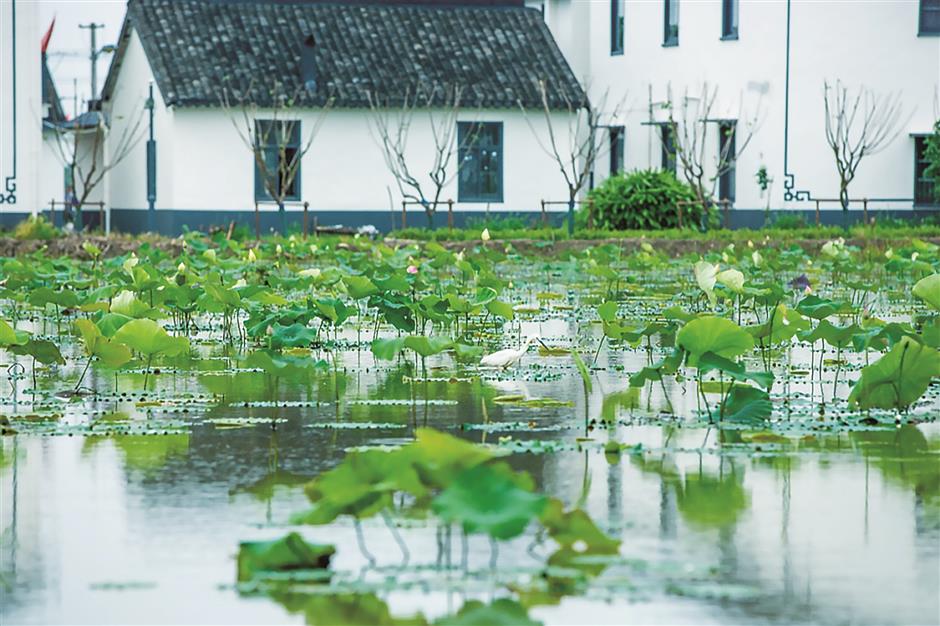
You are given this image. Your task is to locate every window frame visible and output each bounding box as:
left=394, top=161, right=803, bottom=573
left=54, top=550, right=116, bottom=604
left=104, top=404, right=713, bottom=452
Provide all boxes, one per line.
left=663, top=0, right=679, bottom=47
left=920, top=0, right=940, bottom=36
left=721, top=0, right=739, bottom=40
left=610, top=0, right=624, bottom=55
left=914, top=135, right=938, bottom=205
left=717, top=121, right=737, bottom=204
left=457, top=121, right=504, bottom=203
left=609, top=126, right=625, bottom=176
left=253, top=119, right=302, bottom=203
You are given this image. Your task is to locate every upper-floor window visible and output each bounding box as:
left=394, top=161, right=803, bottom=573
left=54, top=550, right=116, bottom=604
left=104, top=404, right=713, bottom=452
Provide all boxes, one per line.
left=718, top=121, right=737, bottom=203
left=722, top=0, right=739, bottom=39
left=663, top=0, right=679, bottom=46
left=921, top=0, right=940, bottom=35
left=254, top=120, right=301, bottom=202
left=609, top=126, right=625, bottom=175
left=458, top=122, right=503, bottom=202
left=915, top=136, right=937, bottom=204
left=611, top=0, right=624, bottom=54
left=660, top=124, right=677, bottom=173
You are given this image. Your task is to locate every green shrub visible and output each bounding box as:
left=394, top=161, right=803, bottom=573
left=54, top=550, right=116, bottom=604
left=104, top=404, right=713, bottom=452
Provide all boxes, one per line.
left=771, top=213, right=808, bottom=230
left=12, top=215, right=59, bottom=240
left=586, top=169, right=698, bottom=230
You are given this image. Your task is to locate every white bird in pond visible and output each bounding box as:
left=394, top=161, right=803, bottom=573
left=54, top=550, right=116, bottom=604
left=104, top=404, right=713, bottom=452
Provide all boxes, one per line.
left=480, top=335, right=548, bottom=370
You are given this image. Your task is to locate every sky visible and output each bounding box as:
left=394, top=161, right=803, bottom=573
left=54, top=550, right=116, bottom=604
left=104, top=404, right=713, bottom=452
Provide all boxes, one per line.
left=39, top=0, right=128, bottom=118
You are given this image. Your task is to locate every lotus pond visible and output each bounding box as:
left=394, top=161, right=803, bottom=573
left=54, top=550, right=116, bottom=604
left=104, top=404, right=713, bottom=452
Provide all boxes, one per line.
left=1, top=233, right=938, bottom=625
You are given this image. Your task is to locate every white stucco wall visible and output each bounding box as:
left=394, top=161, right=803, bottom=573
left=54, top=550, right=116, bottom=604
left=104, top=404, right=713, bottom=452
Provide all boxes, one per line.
left=38, top=132, right=64, bottom=206
left=0, top=0, right=43, bottom=215
left=546, top=0, right=940, bottom=211
left=106, top=28, right=174, bottom=213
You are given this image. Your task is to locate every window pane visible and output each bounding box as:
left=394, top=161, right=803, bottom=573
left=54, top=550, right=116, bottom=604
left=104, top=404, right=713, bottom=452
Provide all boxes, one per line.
left=722, top=0, right=738, bottom=38
left=915, top=137, right=936, bottom=204
left=718, top=122, right=736, bottom=202
left=922, top=0, right=940, bottom=34
left=611, top=0, right=624, bottom=53
left=458, top=122, right=503, bottom=202
left=660, top=125, right=676, bottom=173
left=664, top=0, right=679, bottom=45
left=255, top=119, right=302, bottom=201
left=609, top=126, right=625, bottom=175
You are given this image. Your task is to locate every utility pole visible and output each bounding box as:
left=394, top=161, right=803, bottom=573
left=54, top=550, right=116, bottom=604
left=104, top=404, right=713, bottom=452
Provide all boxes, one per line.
left=78, top=22, right=105, bottom=102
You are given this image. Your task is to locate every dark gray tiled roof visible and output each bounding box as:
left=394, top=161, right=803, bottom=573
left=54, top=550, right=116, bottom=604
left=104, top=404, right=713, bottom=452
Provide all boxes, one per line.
left=111, top=0, right=584, bottom=109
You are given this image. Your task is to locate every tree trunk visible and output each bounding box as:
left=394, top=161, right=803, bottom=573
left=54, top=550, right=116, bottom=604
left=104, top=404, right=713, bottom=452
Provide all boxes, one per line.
left=839, top=184, right=850, bottom=231
left=279, top=201, right=286, bottom=235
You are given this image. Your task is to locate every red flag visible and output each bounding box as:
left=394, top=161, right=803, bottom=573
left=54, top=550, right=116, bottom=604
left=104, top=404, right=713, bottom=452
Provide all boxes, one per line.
left=41, top=17, right=55, bottom=55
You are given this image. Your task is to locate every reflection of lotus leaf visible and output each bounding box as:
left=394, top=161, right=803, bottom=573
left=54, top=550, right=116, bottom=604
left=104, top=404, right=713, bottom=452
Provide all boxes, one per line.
left=237, top=532, right=334, bottom=583
left=677, top=472, right=750, bottom=528
left=852, top=426, right=940, bottom=509
left=84, top=433, right=190, bottom=473
left=274, top=591, right=427, bottom=626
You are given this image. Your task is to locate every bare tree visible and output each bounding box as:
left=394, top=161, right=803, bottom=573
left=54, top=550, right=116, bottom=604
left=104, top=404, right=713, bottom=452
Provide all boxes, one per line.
left=222, top=79, right=333, bottom=234
left=823, top=80, right=906, bottom=223
left=366, top=84, right=470, bottom=228
left=50, top=105, right=146, bottom=231
left=519, top=80, right=622, bottom=233
left=660, top=83, right=761, bottom=222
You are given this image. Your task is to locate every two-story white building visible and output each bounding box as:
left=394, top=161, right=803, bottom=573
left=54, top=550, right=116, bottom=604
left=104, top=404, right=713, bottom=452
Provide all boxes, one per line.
left=535, top=0, right=940, bottom=226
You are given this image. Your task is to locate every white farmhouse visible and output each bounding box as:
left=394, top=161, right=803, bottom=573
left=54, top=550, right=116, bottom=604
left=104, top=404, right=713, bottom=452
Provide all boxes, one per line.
left=97, top=0, right=585, bottom=234
left=0, top=0, right=67, bottom=229
left=535, top=0, right=940, bottom=226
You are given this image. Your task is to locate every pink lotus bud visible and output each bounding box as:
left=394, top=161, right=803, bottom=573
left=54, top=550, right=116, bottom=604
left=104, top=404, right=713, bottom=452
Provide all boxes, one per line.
left=407, top=265, right=419, bottom=275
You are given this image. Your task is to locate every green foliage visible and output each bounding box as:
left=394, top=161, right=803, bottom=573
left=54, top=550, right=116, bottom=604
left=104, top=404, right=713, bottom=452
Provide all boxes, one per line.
left=923, top=119, right=940, bottom=202
left=913, top=274, right=940, bottom=311
left=586, top=169, right=698, bottom=230
left=720, top=385, right=773, bottom=423
left=112, top=318, right=190, bottom=357
left=848, top=336, right=940, bottom=411
left=12, top=215, right=59, bottom=240
left=677, top=316, right=754, bottom=365
left=237, top=532, right=334, bottom=582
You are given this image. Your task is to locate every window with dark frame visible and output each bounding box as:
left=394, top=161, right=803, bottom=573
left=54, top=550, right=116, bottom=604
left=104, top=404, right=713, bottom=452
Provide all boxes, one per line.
left=921, top=0, right=940, bottom=35
left=660, top=124, right=677, bottom=173
left=722, top=0, right=738, bottom=39
left=458, top=122, right=503, bottom=203
left=254, top=119, right=302, bottom=202
left=718, top=121, right=737, bottom=203
left=609, top=126, right=625, bottom=176
left=663, top=0, right=679, bottom=46
left=915, top=136, right=937, bottom=204
left=611, top=0, right=624, bottom=54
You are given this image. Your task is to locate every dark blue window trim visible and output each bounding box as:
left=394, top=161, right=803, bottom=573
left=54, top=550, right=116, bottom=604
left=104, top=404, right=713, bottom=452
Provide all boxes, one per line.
left=663, top=0, right=679, bottom=46
left=611, top=0, right=624, bottom=55
left=914, top=135, right=938, bottom=205
left=718, top=121, right=736, bottom=203
left=660, top=124, right=676, bottom=173
left=254, top=120, right=302, bottom=203
left=920, top=0, right=940, bottom=35
left=458, top=122, right=504, bottom=203
left=721, top=0, right=739, bottom=39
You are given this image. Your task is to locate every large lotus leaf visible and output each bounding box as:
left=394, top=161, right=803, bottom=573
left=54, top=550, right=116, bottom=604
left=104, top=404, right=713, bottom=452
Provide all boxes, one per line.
left=407, top=428, right=499, bottom=491
left=245, top=350, right=328, bottom=382
left=0, top=319, right=28, bottom=347
left=798, top=319, right=861, bottom=349
left=435, top=599, right=539, bottom=626
left=73, top=320, right=132, bottom=367
left=628, top=348, right=685, bottom=387
left=539, top=497, right=619, bottom=553
left=432, top=462, right=546, bottom=540
left=10, top=339, right=65, bottom=366
left=110, top=290, right=152, bottom=318
left=344, top=275, right=379, bottom=300
left=300, top=448, right=425, bottom=523
left=597, top=301, right=618, bottom=323
left=451, top=343, right=484, bottom=363
left=28, top=287, right=79, bottom=309
left=270, top=323, right=318, bottom=349
left=237, top=532, right=334, bottom=582
left=720, top=384, right=772, bottom=423
left=677, top=316, right=753, bottom=365
left=746, top=304, right=810, bottom=345
left=677, top=473, right=750, bottom=528
left=96, top=312, right=134, bottom=337
left=913, top=274, right=940, bottom=312
left=371, top=337, right=406, bottom=361
left=848, top=336, right=940, bottom=410
left=112, top=318, right=189, bottom=357
left=315, top=297, right=352, bottom=326
left=697, top=351, right=774, bottom=390
left=796, top=294, right=852, bottom=320
left=403, top=335, right=453, bottom=358
left=716, top=268, right=745, bottom=294
left=922, top=317, right=940, bottom=349
left=851, top=321, right=919, bottom=352
left=486, top=299, right=515, bottom=321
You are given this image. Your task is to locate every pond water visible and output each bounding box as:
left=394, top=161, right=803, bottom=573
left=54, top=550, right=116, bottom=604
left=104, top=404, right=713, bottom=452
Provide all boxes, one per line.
left=2, top=243, right=939, bottom=626
left=2, top=321, right=938, bottom=626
